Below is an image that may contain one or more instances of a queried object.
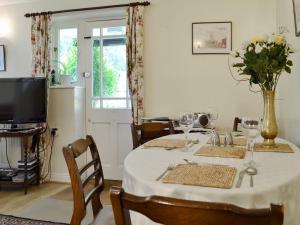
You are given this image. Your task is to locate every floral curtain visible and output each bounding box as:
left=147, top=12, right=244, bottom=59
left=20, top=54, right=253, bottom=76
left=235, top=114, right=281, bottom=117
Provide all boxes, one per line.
left=31, top=14, right=52, bottom=78
left=126, top=5, right=145, bottom=125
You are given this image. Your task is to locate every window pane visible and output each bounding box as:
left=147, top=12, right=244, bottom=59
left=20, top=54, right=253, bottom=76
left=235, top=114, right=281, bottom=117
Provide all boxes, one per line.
left=93, top=39, right=101, bottom=97
left=103, top=26, right=126, bottom=36
left=59, top=28, right=78, bottom=81
left=93, top=28, right=100, bottom=37
left=103, top=37, right=127, bottom=98
left=92, top=99, right=101, bottom=109
left=103, top=100, right=127, bottom=109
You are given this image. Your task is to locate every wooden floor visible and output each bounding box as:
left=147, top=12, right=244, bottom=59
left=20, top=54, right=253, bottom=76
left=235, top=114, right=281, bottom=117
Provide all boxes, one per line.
left=0, top=180, right=121, bottom=215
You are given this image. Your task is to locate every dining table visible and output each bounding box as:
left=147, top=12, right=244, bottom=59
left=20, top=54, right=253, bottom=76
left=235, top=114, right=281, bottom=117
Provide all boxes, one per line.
left=122, top=133, right=300, bottom=225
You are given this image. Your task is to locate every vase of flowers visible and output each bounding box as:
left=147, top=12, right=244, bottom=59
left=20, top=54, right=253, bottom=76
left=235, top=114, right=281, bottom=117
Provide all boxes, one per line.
left=232, top=34, right=294, bottom=146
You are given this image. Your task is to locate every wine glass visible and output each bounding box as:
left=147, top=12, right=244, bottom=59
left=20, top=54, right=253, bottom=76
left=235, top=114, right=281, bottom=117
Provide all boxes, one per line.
left=179, top=113, right=194, bottom=150
left=242, top=117, right=261, bottom=168
left=207, top=106, right=219, bottom=129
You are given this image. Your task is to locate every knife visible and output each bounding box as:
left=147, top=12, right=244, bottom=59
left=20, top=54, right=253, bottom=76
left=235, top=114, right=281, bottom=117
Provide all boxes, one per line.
left=236, top=169, right=246, bottom=188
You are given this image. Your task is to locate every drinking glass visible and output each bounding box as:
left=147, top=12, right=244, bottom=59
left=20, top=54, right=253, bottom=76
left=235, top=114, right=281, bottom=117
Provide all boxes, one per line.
left=179, top=113, right=194, bottom=150
left=207, top=106, right=219, bottom=129
left=242, top=117, right=261, bottom=168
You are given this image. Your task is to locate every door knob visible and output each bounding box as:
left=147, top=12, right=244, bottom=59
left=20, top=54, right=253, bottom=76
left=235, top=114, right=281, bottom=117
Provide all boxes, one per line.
left=83, top=72, right=91, bottom=78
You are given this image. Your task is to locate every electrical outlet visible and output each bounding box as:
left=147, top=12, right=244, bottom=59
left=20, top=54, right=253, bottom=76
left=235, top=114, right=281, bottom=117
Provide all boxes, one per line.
left=51, top=128, right=58, bottom=137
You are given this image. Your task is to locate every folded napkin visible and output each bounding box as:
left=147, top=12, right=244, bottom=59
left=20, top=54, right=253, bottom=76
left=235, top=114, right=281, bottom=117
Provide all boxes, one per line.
left=194, top=145, right=246, bottom=159
left=143, top=139, right=191, bottom=149
left=162, top=164, right=236, bottom=189
left=207, top=136, right=247, bottom=146
left=254, top=143, right=294, bottom=153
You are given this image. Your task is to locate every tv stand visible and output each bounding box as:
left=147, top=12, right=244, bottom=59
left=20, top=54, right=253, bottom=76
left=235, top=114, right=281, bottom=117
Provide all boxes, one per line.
left=0, top=127, right=43, bottom=194
left=0, top=127, right=35, bottom=132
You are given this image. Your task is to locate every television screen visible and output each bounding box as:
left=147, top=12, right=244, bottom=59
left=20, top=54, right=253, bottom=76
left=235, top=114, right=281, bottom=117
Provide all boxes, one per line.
left=0, top=78, right=48, bottom=124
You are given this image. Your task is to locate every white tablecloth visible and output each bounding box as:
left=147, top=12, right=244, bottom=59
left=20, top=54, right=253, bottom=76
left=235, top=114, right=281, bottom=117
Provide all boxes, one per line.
left=122, top=133, right=300, bottom=225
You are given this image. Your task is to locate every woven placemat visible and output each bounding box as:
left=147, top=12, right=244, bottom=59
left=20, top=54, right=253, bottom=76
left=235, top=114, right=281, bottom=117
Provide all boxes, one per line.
left=254, top=143, right=294, bottom=153
left=207, top=136, right=247, bottom=146
left=143, top=139, right=191, bottom=148
left=162, top=164, right=237, bottom=189
left=194, top=146, right=246, bottom=159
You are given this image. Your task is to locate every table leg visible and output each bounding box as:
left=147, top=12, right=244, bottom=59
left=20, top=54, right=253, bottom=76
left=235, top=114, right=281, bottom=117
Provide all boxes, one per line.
left=22, top=137, right=29, bottom=195
left=35, top=134, right=40, bottom=185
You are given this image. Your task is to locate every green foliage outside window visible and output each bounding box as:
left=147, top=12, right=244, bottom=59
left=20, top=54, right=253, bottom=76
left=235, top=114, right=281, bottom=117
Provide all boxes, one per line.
left=59, top=39, right=78, bottom=81
left=93, top=44, right=118, bottom=97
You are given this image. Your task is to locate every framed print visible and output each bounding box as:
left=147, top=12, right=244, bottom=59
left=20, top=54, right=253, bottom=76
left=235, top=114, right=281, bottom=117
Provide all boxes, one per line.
left=192, top=22, right=232, bottom=54
left=293, top=0, right=300, bottom=36
left=0, top=45, right=6, bottom=71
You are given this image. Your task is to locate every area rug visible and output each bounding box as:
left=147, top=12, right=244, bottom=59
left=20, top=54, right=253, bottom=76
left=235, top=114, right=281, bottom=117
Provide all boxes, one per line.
left=13, top=198, right=95, bottom=225
left=0, top=214, right=67, bottom=225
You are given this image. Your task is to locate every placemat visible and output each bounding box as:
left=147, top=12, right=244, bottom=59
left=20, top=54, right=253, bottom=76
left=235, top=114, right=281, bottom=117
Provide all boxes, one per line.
left=162, top=164, right=237, bottom=189
left=207, top=136, right=247, bottom=146
left=254, top=143, right=294, bottom=153
left=194, top=146, right=246, bottom=159
left=143, top=139, right=191, bottom=148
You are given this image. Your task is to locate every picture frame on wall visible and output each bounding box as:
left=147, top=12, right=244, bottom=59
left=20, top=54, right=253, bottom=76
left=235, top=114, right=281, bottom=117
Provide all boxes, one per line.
left=293, top=0, right=300, bottom=36
left=0, top=45, right=6, bottom=71
left=192, top=22, right=232, bottom=54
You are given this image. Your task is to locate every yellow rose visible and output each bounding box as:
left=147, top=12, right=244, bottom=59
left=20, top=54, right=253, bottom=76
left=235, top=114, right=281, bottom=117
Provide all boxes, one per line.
left=251, top=36, right=264, bottom=44
left=273, top=35, right=285, bottom=45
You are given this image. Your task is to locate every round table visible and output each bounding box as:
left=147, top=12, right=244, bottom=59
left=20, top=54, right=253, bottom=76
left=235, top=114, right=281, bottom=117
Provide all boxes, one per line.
left=123, top=133, right=300, bottom=225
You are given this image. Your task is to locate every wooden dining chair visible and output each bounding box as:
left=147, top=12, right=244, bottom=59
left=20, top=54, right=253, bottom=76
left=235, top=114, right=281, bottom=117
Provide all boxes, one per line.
left=131, top=121, right=175, bottom=149
left=110, top=186, right=283, bottom=225
left=233, top=117, right=242, bottom=131
left=63, top=135, right=115, bottom=225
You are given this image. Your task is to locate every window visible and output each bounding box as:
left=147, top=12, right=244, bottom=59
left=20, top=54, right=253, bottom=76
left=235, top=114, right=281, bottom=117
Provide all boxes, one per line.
left=56, top=28, right=78, bottom=81
left=92, top=26, right=130, bottom=109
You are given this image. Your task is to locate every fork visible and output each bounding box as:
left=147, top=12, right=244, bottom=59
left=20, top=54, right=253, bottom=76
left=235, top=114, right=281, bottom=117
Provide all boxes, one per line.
left=156, top=164, right=175, bottom=181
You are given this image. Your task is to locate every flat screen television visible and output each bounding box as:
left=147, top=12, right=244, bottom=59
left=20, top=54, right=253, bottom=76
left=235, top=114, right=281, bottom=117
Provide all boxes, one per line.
left=0, top=77, right=48, bottom=125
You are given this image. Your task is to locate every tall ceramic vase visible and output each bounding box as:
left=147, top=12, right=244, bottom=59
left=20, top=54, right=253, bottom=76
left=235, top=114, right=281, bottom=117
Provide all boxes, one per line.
left=261, top=90, right=278, bottom=146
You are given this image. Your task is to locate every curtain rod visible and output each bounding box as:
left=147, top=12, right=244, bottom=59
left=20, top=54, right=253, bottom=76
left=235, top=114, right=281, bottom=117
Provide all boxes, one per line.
left=24, top=1, right=150, bottom=18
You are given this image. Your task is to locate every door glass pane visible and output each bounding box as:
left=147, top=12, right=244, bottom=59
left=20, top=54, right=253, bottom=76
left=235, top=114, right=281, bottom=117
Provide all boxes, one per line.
left=92, top=99, right=101, bottom=109
left=102, top=38, right=127, bottom=98
left=59, top=28, right=78, bottom=81
left=103, top=100, right=127, bottom=109
left=93, top=39, right=101, bottom=97
left=93, top=28, right=100, bottom=37
left=103, top=26, right=126, bottom=36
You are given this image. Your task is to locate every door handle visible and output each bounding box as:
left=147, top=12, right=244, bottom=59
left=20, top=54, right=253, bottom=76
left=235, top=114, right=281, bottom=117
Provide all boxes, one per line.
left=83, top=72, right=91, bottom=78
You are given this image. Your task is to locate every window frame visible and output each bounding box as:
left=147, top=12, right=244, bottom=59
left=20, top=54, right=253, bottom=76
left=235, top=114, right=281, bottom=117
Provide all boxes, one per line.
left=91, top=24, right=130, bottom=109
left=52, top=22, right=80, bottom=82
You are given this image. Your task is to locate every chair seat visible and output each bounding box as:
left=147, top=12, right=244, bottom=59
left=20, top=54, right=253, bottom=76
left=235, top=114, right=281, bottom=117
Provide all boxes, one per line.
left=92, top=205, right=115, bottom=225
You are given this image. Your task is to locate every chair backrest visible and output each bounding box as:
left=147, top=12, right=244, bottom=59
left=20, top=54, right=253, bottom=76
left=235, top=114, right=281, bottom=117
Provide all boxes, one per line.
left=110, top=186, right=284, bottom=225
left=131, top=122, right=175, bottom=149
left=233, top=117, right=242, bottom=131
left=63, top=135, right=105, bottom=225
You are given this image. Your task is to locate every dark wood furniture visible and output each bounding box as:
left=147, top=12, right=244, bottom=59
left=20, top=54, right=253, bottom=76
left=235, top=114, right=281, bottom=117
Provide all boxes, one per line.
left=63, top=135, right=115, bottom=225
left=233, top=117, right=242, bottom=132
left=131, top=122, right=175, bottom=149
left=110, top=186, right=284, bottom=225
left=0, top=127, right=42, bottom=194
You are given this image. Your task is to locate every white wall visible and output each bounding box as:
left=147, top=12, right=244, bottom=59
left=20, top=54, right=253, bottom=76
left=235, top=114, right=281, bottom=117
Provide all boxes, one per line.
left=277, top=0, right=300, bottom=145
left=144, top=0, right=276, bottom=130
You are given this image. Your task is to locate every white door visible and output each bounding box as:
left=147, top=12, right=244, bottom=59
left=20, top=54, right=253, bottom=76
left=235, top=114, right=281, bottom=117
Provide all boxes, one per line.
left=83, top=20, right=132, bottom=180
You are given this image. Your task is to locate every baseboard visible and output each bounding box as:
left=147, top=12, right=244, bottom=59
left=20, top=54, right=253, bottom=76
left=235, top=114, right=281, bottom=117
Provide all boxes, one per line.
left=49, top=172, right=70, bottom=183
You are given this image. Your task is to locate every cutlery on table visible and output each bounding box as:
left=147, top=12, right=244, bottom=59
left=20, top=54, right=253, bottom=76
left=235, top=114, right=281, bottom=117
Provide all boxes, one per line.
left=156, top=164, right=175, bottom=181
left=184, top=159, right=198, bottom=165
left=245, top=167, right=257, bottom=187
left=236, top=169, right=246, bottom=188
